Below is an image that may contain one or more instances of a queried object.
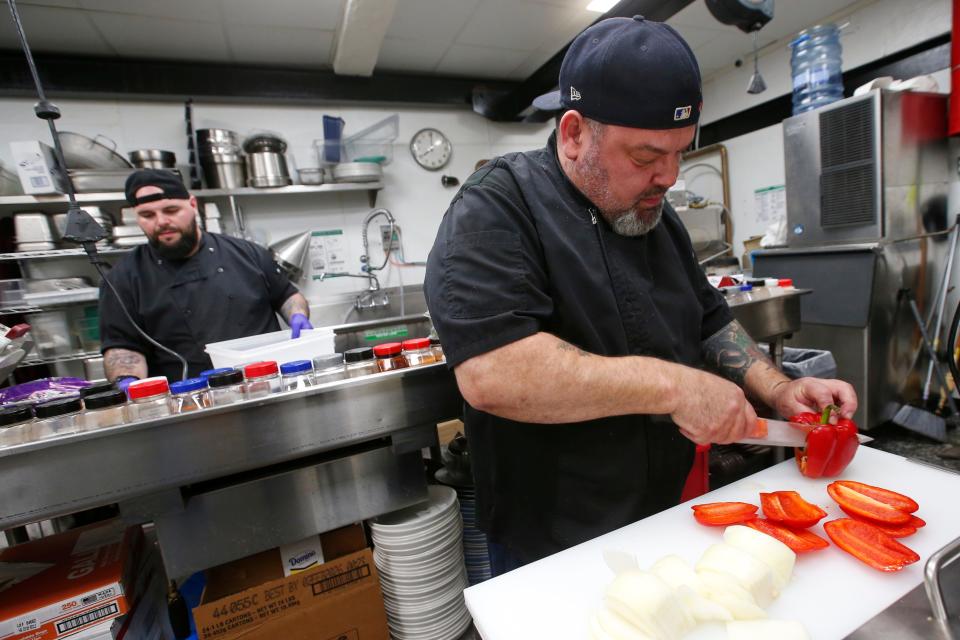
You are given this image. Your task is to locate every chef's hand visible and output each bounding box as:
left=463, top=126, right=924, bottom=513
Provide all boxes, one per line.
left=772, top=376, right=858, bottom=419
left=289, top=313, right=313, bottom=339
left=670, top=368, right=758, bottom=445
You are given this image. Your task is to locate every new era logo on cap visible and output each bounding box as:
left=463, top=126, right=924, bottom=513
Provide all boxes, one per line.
left=570, top=86, right=582, bottom=101
left=673, top=105, right=692, bottom=121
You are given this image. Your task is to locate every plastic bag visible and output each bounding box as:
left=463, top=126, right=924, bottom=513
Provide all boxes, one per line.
left=0, top=377, right=90, bottom=405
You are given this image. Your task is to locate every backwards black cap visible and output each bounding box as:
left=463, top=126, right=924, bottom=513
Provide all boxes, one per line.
left=533, top=16, right=702, bottom=130
left=124, top=169, right=190, bottom=206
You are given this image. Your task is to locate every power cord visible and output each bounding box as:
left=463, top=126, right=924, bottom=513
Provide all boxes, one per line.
left=7, top=0, right=189, bottom=381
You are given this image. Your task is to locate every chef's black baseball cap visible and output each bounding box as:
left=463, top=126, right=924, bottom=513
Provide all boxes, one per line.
left=125, top=169, right=190, bottom=206
left=532, top=15, right=702, bottom=130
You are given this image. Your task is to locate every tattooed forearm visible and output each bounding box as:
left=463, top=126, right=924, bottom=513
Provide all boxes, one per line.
left=556, top=341, right=592, bottom=357
left=103, top=347, right=148, bottom=381
left=279, top=293, right=310, bottom=323
left=701, top=320, right=778, bottom=386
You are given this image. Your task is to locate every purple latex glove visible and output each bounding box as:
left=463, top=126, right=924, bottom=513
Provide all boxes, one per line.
left=290, top=313, right=313, bottom=339
left=115, top=376, right=138, bottom=395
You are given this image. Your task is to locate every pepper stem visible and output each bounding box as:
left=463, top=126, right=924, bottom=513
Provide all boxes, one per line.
left=820, top=404, right=838, bottom=425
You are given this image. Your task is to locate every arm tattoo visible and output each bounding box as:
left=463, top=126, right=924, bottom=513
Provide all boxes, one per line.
left=556, top=341, right=592, bottom=357
left=103, top=348, right=147, bottom=381
left=279, top=293, right=309, bottom=323
left=701, top=320, right=777, bottom=386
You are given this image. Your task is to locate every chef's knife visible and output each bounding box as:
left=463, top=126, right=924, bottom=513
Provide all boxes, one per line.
left=737, top=418, right=873, bottom=447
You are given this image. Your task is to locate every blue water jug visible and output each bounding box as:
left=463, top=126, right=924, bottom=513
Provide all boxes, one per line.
left=790, top=24, right=844, bottom=115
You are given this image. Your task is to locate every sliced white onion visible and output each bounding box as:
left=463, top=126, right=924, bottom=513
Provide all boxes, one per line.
left=650, top=555, right=732, bottom=622
left=723, top=525, right=795, bottom=591
left=696, top=570, right=768, bottom=620
left=589, top=611, right=618, bottom=640
left=727, top=619, right=810, bottom=640
left=605, top=570, right=695, bottom=640
left=696, top=543, right=778, bottom=607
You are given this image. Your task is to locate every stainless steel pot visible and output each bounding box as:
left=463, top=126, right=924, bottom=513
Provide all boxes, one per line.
left=243, top=135, right=287, bottom=154
left=196, top=128, right=240, bottom=147
left=129, top=149, right=176, bottom=169
left=247, top=151, right=291, bottom=188
left=201, top=154, right=246, bottom=189
left=57, top=132, right=133, bottom=170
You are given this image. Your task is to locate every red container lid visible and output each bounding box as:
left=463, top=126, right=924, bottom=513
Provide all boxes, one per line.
left=128, top=377, right=170, bottom=400
left=402, top=338, right=431, bottom=351
left=373, top=342, right=403, bottom=357
left=244, top=360, right=279, bottom=378
left=778, top=278, right=794, bottom=287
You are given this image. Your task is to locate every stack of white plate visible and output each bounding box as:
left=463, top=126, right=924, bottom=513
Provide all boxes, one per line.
left=370, top=485, right=472, bottom=640
left=436, top=469, right=491, bottom=585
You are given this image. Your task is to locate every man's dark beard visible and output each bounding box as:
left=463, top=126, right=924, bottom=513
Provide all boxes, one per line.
left=149, top=219, right=199, bottom=260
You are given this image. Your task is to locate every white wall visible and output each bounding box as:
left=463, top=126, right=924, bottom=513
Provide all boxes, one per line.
left=0, top=98, right=550, bottom=315
left=686, top=0, right=952, bottom=261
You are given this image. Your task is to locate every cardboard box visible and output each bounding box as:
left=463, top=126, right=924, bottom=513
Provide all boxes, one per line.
left=194, top=524, right=388, bottom=640
left=9, top=141, right=67, bottom=195
left=0, top=521, right=143, bottom=640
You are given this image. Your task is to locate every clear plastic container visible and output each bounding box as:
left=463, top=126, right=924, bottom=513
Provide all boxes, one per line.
left=206, top=369, right=245, bottom=406
left=344, top=347, right=378, bottom=378
left=32, top=396, right=83, bottom=439
left=0, top=405, right=34, bottom=447
left=244, top=361, right=281, bottom=399
left=401, top=338, right=437, bottom=367
left=169, top=377, right=210, bottom=413
left=790, top=24, right=843, bottom=115
left=128, top=377, right=173, bottom=421
left=430, top=337, right=445, bottom=363
left=343, top=113, right=399, bottom=165
left=81, top=389, right=129, bottom=430
left=312, top=353, right=346, bottom=385
left=280, top=360, right=314, bottom=392
left=373, top=342, right=408, bottom=372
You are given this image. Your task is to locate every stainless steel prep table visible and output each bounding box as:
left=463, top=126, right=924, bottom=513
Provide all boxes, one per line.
left=0, top=363, right=461, bottom=576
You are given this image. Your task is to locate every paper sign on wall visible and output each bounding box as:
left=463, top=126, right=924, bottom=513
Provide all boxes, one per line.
left=310, top=229, right=348, bottom=278
left=754, top=185, right=786, bottom=225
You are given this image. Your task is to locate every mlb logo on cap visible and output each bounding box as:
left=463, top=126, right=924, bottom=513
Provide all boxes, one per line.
left=674, top=105, right=692, bottom=121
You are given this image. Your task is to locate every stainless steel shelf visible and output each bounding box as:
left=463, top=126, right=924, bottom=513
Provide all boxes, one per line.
left=18, top=349, right=101, bottom=367
left=0, top=247, right=133, bottom=261
left=0, top=297, right=99, bottom=316
left=0, top=182, right=384, bottom=207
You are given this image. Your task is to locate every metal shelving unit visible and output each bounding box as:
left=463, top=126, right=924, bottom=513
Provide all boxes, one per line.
left=0, top=246, right=133, bottom=261
left=18, top=349, right=101, bottom=367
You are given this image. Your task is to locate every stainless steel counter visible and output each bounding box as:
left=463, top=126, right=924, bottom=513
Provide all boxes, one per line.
left=0, top=363, right=462, bottom=575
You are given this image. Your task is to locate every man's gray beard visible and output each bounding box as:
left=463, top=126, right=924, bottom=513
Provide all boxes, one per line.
left=577, top=141, right=664, bottom=237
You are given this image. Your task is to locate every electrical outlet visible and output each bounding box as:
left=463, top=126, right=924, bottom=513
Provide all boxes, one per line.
left=380, top=224, right=401, bottom=251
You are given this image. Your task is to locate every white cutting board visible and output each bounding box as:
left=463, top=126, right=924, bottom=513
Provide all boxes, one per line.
left=464, top=447, right=960, bottom=639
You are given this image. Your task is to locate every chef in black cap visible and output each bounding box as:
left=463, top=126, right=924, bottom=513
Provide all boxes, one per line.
left=424, top=17, right=858, bottom=572
left=98, top=169, right=312, bottom=385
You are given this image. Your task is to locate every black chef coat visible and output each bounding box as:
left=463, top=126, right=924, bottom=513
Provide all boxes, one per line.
left=424, top=132, right=733, bottom=563
left=99, top=232, right=298, bottom=380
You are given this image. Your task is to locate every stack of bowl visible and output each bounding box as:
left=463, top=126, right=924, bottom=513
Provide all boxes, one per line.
left=197, top=129, right=245, bottom=189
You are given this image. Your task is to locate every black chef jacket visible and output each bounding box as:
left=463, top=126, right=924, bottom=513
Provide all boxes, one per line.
left=99, top=232, right=298, bottom=380
left=424, top=132, right=734, bottom=563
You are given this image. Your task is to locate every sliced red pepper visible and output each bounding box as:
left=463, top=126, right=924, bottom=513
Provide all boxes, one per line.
left=837, top=509, right=926, bottom=537
left=827, top=482, right=914, bottom=525
left=691, top=502, right=758, bottom=526
left=831, top=480, right=919, bottom=513
left=823, top=518, right=920, bottom=572
left=792, top=406, right=859, bottom=478
left=760, top=491, right=827, bottom=528
left=744, top=518, right=830, bottom=553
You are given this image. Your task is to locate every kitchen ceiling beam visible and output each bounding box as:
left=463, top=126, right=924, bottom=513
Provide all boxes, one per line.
left=333, top=0, right=398, bottom=77
left=0, top=50, right=515, bottom=107
left=472, top=0, right=698, bottom=122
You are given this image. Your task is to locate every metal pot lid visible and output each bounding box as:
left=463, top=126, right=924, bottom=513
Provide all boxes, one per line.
left=57, top=131, right=134, bottom=170
left=243, top=135, right=287, bottom=154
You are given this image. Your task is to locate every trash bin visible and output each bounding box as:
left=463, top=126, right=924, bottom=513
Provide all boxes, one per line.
left=780, top=347, right=837, bottom=380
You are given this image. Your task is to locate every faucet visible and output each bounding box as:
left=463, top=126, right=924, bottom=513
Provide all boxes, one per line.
left=317, top=208, right=397, bottom=312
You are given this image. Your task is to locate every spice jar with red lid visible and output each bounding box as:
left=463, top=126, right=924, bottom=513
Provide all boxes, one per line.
left=401, top=338, right=437, bottom=367
left=373, top=342, right=408, bottom=372
left=128, top=377, right=173, bottom=421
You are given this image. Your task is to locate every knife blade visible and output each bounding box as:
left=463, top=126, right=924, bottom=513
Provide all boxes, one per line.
left=736, top=418, right=873, bottom=447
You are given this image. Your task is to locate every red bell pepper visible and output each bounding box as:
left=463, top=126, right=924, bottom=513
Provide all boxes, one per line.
left=838, top=510, right=925, bottom=538
left=691, top=502, right=758, bottom=526
left=791, top=405, right=859, bottom=478
left=823, top=518, right=920, bottom=572
left=827, top=481, right=915, bottom=525
left=743, top=518, right=830, bottom=553
left=760, top=491, right=827, bottom=528
left=830, top=480, right=919, bottom=513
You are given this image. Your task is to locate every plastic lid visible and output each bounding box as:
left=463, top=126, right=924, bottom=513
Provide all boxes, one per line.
left=35, top=396, right=83, bottom=419
left=128, top=377, right=171, bottom=400
left=80, top=381, right=116, bottom=398
left=739, top=284, right=753, bottom=291
left=313, top=353, right=345, bottom=371
left=778, top=278, right=794, bottom=287
left=0, top=404, right=32, bottom=427
left=373, top=342, right=403, bottom=358
left=344, top=347, right=374, bottom=363
left=279, top=360, right=313, bottom=375
left=84, top=389, right=127, bottom=410
left=200, top=367, right=234, bottom=380
left=244, top=361, right=279, bottom=379
left=402, top=338, right=431, bottom=351
left=170, top=377, right=208, bottom=394
left=207, top=369, right=244, bottom=388
left=429, top=336, right=441, bottom=345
